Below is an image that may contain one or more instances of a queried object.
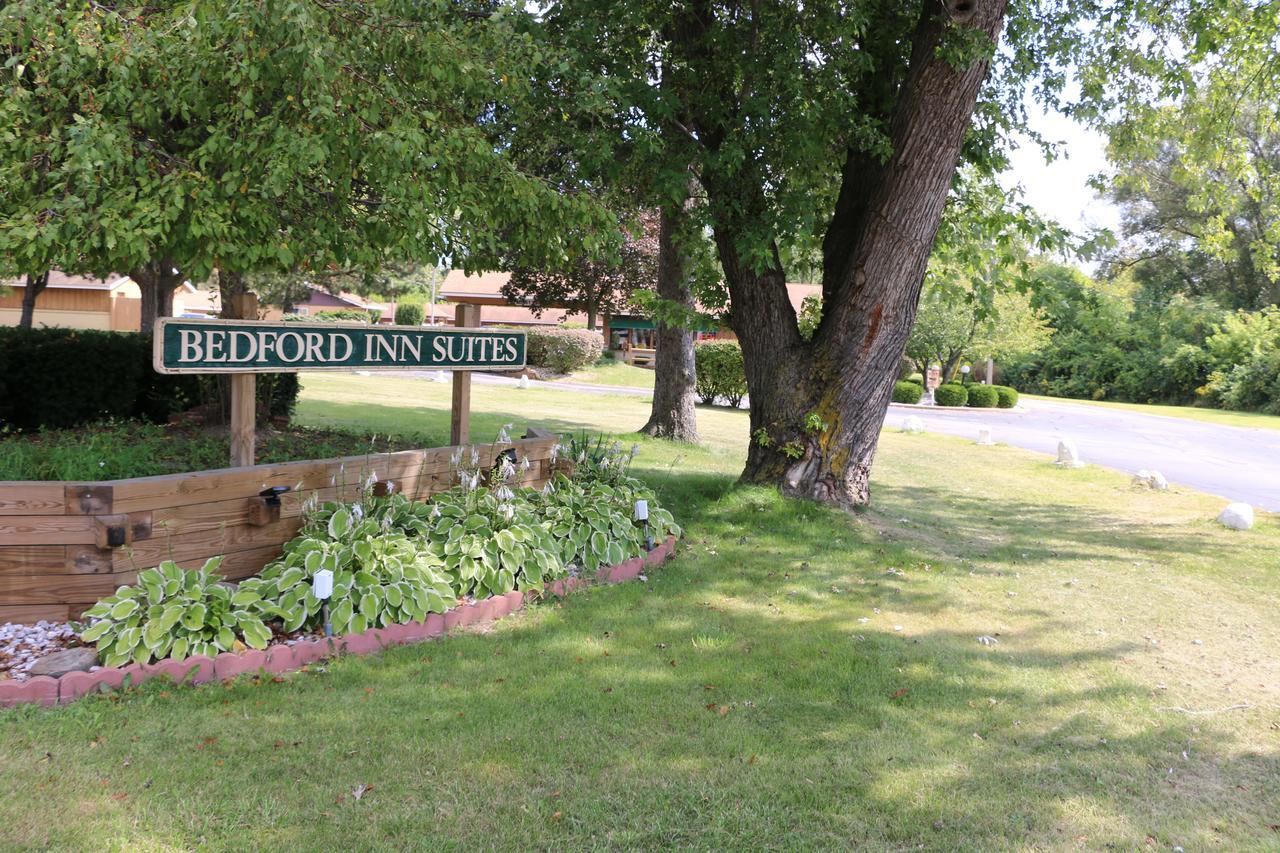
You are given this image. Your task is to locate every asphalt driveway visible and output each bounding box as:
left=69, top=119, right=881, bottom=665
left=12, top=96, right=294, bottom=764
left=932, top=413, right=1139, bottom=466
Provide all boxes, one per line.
left=883, top=398, right=1280, bottom=510
left=425, top=372, right=1280, bottom=510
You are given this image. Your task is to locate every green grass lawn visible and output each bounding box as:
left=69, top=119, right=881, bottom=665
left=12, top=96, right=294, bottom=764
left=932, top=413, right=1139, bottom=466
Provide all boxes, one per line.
left=552, top=358, right=656, bottom=388
left=1026, top=393, right=1280, bottom=432
left=3, top=372, right=1278, bottom=849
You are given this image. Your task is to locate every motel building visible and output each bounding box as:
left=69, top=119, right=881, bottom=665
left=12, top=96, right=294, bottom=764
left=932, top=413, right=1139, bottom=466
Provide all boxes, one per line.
left=439, top=270, right=821, bottom=367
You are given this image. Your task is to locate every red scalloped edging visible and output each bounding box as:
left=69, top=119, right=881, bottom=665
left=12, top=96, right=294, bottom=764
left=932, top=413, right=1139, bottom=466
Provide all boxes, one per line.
left=0, top=534, right=678, bottom=709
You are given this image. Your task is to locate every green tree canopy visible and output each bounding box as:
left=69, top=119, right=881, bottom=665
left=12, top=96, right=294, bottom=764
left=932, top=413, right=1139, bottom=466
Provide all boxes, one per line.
left=0, top=0, right=610, bottom=297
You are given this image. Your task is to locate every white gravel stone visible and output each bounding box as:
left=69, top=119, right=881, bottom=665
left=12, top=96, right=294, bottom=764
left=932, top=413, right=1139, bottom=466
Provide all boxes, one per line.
left=902, top=416, right=926, bottom=435
left=1132, top=469, right=1169, bottom=490
left=1216, top=502, right=1254, bottom=530
left=1055, top=438, right=1084, bottom=468
left=0, top=620, right=80, bottom=681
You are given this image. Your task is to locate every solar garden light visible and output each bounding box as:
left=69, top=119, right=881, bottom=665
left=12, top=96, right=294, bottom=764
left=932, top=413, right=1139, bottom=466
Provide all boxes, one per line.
left=312, top=569, right=334, bottom=637
left=960, top=364, right=971, bottom=385
left=635, top=499, right=654, bottom=552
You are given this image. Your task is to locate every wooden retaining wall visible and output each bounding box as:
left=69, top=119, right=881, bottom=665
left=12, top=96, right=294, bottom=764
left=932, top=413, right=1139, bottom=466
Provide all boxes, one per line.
left=0, top=433, right=558, bottom=624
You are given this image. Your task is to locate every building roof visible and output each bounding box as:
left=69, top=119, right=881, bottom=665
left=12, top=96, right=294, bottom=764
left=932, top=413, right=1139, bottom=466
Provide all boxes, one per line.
left=440, top=270, right=520, bottom=306
left=428, top=301, right=585, bottom=327
left=1, top=272, right=134, bottom=291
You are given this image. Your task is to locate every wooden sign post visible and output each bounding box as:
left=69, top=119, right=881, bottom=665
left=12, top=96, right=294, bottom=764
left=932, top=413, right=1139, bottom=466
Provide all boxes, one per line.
left=153, top=304, right=523, bottom=469
left=228, top=294, right=259, bottom=468
left=451, top=304, right=481, bottom=446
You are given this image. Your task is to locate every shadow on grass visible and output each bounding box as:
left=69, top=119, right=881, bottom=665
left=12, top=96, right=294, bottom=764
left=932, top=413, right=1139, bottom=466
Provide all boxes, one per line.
left=2, top=468, right=1275, bottom=849
left=871, top=482, right=1224, bottom=568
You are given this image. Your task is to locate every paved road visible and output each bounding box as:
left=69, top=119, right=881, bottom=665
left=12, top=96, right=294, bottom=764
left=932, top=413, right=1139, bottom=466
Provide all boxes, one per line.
left=400, top=371, right=1280, bottom=509
left=883, top=398, right=1280, bottom=510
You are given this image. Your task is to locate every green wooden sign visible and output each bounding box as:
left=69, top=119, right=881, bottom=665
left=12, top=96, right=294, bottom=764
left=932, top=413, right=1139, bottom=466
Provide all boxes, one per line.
left=153, top=318, right=526, bottom=374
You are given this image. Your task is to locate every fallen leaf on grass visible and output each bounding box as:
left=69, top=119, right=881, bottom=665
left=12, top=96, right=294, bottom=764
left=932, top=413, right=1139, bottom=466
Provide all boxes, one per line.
left=552, top=811, right=563, bottom=822
left=352, top=783, right=373, bottom=801
left=890, top=688, right=908, bottom=700
left=196, top=736, right=217, bottom=749
left=110, top=793, right=128, bottom=801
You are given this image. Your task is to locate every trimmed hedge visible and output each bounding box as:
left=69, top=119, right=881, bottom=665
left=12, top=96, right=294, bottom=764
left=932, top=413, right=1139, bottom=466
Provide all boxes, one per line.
left=966, top=384, right=998, bottom=408
left=394, top=302, right=424, bottom=326
left=933, top=383, right=968, bottom=407
left=994, top=385, right=1019, bottom=408
left=0, top=327, right=298, bottom=431
left=526, top=327, right=605, bottom=374
left=892, top=380, right=924, bottom=404
left=284, top=309, right=372, bottom=323
left=905, top=372, right=924, bottom=386
left=694, top=341, right=748, bottom=407
left=993, top=385, right=1019, bottom=408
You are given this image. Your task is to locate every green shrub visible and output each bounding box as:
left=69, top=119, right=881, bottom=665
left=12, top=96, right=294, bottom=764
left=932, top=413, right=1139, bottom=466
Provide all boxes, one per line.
left=394, top=302, right=425, bottom=326
left=526, top=327, right=605, bottom=374
left=283, top=309, right=372, bottom=323
left=79, top=558, right=274, bottom=666
left=993, top=385, right=1019, bottom=408
left=966, top=385, right=998, bottom=408
left=933, top=383, right=968, bottom=407
left=694, top=341, right=747, bottom=407
left=242, top=499, right=459, bottom=635
left=905, top=372, right=924, bottom=385
left=892, top=380, right=924, bottom=404
left=0, top=327, right=299, bottom=430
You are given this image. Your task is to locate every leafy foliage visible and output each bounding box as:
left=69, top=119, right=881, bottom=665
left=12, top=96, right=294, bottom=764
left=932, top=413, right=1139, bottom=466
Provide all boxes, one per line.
left=525, top=328, right=605, bottom=374
left=394, top=303, right=425, bottom=327
left=892, top=381, right=924, bottom=405
left=532, top=474, right=678, bottom=574
left=503, top=212, right=658, bottom=330
left=0, top=0, right=610, bottom=285
left=0, top=327, right=297, bottom=430
left=241, top=502, right=458, bottom=636
left=933, top=384, right=968, bottom=407
left=693, top=342, right=747, bottom=408
left=992, top=386, right=1019, bottom=409
left=79, top=559, right=273, bottom=666
left=965, top=385, right=998, bottom=408
left=418, top=489, right=566, bottom=600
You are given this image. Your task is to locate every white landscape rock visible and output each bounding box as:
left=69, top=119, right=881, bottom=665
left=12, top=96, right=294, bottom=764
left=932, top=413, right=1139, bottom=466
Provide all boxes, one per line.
left=1216, top=502, right=1255, bottom=530
left=518, top=375, right=530, bottom=390
left=1055, top=438, right=1084, bottom=468
left=976, top=427, right=994, bottom=446
left=1132, top=469, right=1169, bottom=490
left=902, top=416, right=926, bottom=435
left=433, top=370, right=449, bottom=383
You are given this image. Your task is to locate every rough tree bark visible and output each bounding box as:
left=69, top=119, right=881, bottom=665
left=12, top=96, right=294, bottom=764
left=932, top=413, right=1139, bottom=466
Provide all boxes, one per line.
left=18, top=272, right=49, bottom=329
left=640, top=205, right=699, bottom=441
left=694, top=0, right=1009, bottom=508
left=133, top=259, right=183, bottom=333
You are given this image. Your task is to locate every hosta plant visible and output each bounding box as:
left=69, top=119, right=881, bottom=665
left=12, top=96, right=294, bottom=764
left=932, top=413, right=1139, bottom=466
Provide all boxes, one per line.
left=241, top=502, right=459, bottom=637
left=532, top=474, right=681, bottom=573
left=79, top=558, right=273, bottom=666
left=420, top=487, right=567, bottom=599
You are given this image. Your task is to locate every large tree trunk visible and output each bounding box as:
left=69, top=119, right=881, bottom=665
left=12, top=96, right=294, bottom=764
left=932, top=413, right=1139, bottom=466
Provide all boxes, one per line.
left=18, top=272, right=49, bottom=329
left=712, top=0, right=1008, bottom=509
left=640, top=206, right=699, bottom=441
left=134, top=259, right=183, bottom=333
